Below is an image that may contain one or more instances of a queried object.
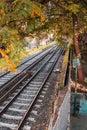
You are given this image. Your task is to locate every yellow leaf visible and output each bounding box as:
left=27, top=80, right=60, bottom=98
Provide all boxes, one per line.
left=8, top=64, right=16, bottom=72
left=11, top=34, right=20, bottom=39
left=2, top=67, right=7, bottom=72
left=41, top=15, right=45, bottom=22
left=0, top=9, right=4, bottom=15
left=5, top=48, right=10, bottom=53
left=31, top=10, right=35, bottom=17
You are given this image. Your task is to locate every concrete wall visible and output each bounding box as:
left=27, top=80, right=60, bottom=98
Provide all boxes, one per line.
left=53, top=91, right=70, bottom=130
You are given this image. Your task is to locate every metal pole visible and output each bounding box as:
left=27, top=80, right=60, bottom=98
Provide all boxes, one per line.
left=73, top=65, right=77, bottom=115
left=75, top=66, right=77, bottom=93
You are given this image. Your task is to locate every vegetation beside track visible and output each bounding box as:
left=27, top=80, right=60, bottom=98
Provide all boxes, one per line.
left=58, top=41, right=71, bottom=89
left=26, top=41, right=56, bottom=55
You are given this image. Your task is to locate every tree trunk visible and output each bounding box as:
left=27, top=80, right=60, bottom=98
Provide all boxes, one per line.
left=73, top=14, right=83, bottom=83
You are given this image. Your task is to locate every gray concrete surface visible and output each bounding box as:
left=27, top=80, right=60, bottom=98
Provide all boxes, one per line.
left=70, top=115, right=87, bottom=130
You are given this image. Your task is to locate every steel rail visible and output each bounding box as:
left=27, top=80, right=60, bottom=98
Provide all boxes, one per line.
left=0, top=48, right=63, bottom=130
left=0, top=46, right=56, bottom=93
left=17, top=49, right=63, bottom=130
left=0, top=45, right=55, bottom=78
left=0, top=47, right=57, bottom=103
left=0, top=48, right=59, bottom=115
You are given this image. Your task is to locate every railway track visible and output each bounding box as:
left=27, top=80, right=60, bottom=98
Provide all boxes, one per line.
left=0, top=47, right=63, bottom=130
left=0, top=46, right=52, bottom=77
left=0, top=45, right=55, bottom=78
left=0, top=47, right=57, bottom=103
left=0, top=45, right=56, bottom=88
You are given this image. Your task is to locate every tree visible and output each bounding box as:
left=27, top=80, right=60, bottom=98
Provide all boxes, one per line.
left=0, top=0, right=87, bottom=74
left=38, top=0, right=87, bottom=82
left=0, top=0, right=45, bottom=71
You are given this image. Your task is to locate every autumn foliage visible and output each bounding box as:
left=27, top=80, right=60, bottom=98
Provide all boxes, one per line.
left=0, top=0, right=45, bottom=71
left=0, top=0, right=87, bottom=72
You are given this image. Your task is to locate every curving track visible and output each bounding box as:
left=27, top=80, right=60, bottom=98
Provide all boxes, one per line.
left=0, top=46, right=57, bottom=104
left=0, top=45, right=56, bottom=87
left=0, top=46, right=52, bottom=77
left=0, top=46, right=63, bottom=130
